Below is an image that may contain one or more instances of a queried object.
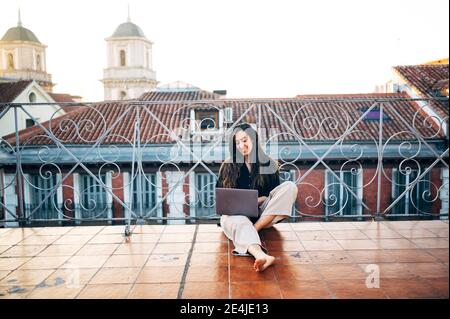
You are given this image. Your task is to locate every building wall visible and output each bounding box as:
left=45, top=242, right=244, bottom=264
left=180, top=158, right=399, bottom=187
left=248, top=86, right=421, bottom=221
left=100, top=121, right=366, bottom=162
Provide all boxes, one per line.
left=103, top=37, right=157, bottom=100
left=1, top=165, right=446, bottom=224
left=0, top=82, right=62, bottom=138
left=0, top=42, right=52, bottom=88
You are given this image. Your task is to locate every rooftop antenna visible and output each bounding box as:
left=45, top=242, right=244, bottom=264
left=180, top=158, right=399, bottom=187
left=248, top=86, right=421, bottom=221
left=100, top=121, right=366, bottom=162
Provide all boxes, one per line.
left=18, top=8, right=23, bottom=27
left=127, top=4, right=131, bottom=22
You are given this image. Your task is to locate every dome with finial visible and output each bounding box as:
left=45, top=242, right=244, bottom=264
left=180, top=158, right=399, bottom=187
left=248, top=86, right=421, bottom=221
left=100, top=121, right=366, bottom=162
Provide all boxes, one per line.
left=111, top=22, right=146, bottom=38
left=110, top=6, right=147, bottom=39
left=1, top=10, right=41, bottom=43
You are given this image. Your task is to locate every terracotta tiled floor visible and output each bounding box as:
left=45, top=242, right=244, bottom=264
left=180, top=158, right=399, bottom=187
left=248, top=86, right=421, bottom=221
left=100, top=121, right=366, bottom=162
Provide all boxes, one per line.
left=0, top=220, right=448, bottom=299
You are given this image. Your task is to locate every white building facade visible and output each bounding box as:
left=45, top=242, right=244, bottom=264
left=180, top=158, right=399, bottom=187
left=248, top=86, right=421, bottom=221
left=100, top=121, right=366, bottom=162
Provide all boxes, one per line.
left=0, top=14, right=54, bottom=92
left=102, top=18, right=157, bottom=100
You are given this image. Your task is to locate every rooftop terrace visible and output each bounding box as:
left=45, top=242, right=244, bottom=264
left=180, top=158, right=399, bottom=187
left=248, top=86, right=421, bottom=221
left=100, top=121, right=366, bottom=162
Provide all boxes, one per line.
left=0, top=220, right=448, bottom=299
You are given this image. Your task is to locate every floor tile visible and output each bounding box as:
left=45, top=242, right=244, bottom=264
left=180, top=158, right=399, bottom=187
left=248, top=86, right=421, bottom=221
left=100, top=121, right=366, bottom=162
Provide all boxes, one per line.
left=19, top=256, right=70, bottom=270
left=405, top=263, right=449, bottom=278
left=317, top=264, right=366, bottom=280
left=124, top=233, right=161, bottom=243
left=373, top=239, right=420, bottom=250
left=66, top=226, right=105, bottom=235
left=146, top=254, right=188, bottom=267
left=113, top=243, right=155, bottom=255
left=1, top=245, right=47, bottom=257
left=274, top=264, right=322, bottom=281
left=0, top=257, right=31, bottom=271
left=127, top=283, right=179, bottom=299
left=265, top=240, right=305, bottom=252
left=53, top=235, right=94, bottom=245
left=278, top=280, right=333, bottom=299
left=327, top=279, right=387, bottom=299
left=103, top=255, right=149, bottom=268
left=162, top=225, right=196, bottom=233
left=193, top=242, right=228, bottom=253
left=186, top=266, right=229, bottom=282
left=295, top=230, right=333, bottom=241
left=301, top=240, right=343, bottom=251
left=77, top=284, right=132, bottom=299
left=195, top=232, right=228, bottom=242
left=387, top=249, right=439, bottom=263
left=190, top=253, right=229, bottom=267
left=230, top=282, right=281, bottom=299
left=132, top=225, right=166, bottom=234
left=89, top=267, right=140, bottom=284
left=308, top=251, right=353, bottom=264
left=44, top=268, right=99, bottom=286
left=181, top=282, right=229, bottom=299
left=0, top=269, right=54, bottom=286
left=422, top=277, right=449, bottom=298
left=361, top=229, right=403, bottom=239
left=17, top=235, right=61, bottom=246
left=153, top=243, right=192, bottom=254
left=381, top=278, right=441, bottom=298
left=427, top=228, right=449, bottom=238
left=328, top=230, right=369, bottom=240
left=424, top=249, right=449, bottom=263
left=320, top=222, right=358, bottom=230
left=346, top=250, right=395, bottom=263
left=395, top=228, right=438, bottom=238
left=62, top=255, right=109, bottom=269
left=31, top=227, right=72, bottom=236
left=336, top=239, right=381, bottom=250
left=27, top=284, right=84, bottom=299
left=290, top=223, right=324, bottom=231
left=261, top=230, right=297, bottom=241
left=0, top=285, right=34, bottom=299
left=136, top=266, right=185, bottom=283
left=38, top=244, right=84, bottom=257
left=270, top=251, right=312, bottom=265
left=357, top=263, right=416, bottom=279
left=98, top=226, right=126, bottom=235
left=75, top=244, right=120, bottom=256
left=411, top=238, right=449, bottom=249
left=88, top=234, right=125, bottom=244
left=158, top=233, right=195, bottom=243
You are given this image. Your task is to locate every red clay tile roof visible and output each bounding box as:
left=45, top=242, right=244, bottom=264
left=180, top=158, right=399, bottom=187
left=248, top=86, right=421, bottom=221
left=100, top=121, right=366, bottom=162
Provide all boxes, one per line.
left=0, top=80, right=32, bottom=105
left=393, top=64, right=449, bottom=120
left=2, top=91, right=443, bottom=146
left=48, top=93, right=83, bottom=112
left=139, top=89, right=221, bottom=101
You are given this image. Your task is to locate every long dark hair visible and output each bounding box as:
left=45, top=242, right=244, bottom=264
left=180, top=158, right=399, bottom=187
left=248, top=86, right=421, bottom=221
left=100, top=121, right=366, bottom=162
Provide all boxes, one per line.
left=218, top=123, right=279, bottom=189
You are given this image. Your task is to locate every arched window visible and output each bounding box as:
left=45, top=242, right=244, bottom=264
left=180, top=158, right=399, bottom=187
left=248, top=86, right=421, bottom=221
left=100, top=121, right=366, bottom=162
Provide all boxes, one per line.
left=120, top=91, right=127, bottom=100
left=36, top=54, right=42, bottom=71
left=28, top=92, right=37, bottom=103
left=7, top=53, right=14, bottom=70
left=120, top=50, right=126, bottom=67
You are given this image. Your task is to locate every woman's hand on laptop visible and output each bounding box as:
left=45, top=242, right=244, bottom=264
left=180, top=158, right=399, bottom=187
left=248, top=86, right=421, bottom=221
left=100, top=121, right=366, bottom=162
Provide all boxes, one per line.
left=257, top=196, right=268, bottom=206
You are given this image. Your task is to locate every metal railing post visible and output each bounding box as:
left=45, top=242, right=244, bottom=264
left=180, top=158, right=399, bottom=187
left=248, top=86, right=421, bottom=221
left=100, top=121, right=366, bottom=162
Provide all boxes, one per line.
left=13, top=106, right=25, bottom=225
left=375, top=102, right=384, bottom=221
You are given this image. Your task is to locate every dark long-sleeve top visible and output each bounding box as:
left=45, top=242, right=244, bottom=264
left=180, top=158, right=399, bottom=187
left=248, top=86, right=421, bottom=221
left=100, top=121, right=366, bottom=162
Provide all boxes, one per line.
left=215, top=162, right=281, bottom=197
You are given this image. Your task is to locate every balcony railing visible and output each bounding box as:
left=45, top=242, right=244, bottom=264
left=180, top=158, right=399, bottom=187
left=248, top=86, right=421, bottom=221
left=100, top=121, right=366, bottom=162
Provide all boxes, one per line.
left=0, top=97, right=448, bottom=234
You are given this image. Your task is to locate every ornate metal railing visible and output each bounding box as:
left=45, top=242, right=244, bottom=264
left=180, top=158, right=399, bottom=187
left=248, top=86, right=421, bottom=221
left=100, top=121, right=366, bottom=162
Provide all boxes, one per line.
left=0, top=97, right=448, bottom=234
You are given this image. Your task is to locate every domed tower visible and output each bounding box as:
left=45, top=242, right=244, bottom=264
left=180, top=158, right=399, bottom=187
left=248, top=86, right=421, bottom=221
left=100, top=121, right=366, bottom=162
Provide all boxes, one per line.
left=102, top=12, right=157, bottom=101
left=0, top=11, right=54, bottom=92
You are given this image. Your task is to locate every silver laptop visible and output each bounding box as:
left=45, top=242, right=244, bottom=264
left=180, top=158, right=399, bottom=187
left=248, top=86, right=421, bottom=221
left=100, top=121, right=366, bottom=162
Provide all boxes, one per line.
left=215, top=188, right=259, bottom=217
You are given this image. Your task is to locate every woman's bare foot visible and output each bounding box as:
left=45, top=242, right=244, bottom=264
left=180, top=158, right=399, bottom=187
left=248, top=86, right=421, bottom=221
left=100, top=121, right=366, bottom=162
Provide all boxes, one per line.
left=253, top=255, right=276, bottom=272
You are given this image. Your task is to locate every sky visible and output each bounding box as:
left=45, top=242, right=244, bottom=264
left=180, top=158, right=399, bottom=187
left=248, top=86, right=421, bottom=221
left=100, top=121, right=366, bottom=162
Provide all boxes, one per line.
left=0, top=0, right=449, bottom=101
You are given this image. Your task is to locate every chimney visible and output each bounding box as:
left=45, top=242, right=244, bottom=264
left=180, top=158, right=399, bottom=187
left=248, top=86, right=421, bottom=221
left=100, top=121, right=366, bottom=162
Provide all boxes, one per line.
left=213, top=90, right=227, bottom=98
